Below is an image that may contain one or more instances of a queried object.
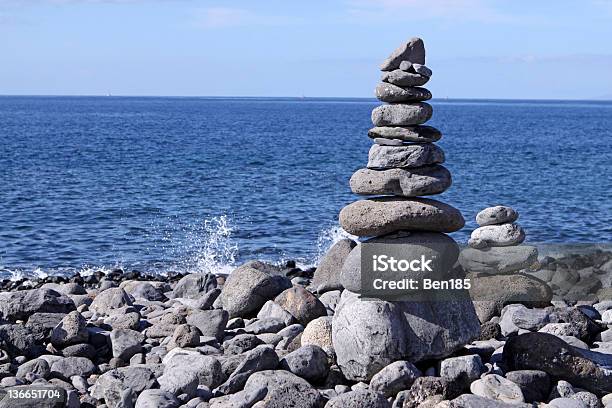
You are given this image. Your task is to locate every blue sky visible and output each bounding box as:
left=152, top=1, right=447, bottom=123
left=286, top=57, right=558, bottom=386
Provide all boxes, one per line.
left=1, top=0, right=611, bottom=99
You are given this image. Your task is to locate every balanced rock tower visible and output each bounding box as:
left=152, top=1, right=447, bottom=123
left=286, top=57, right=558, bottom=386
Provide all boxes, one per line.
left=460, top=205, right=552, bottom=322
left=329, top=37, right=480, bottom=382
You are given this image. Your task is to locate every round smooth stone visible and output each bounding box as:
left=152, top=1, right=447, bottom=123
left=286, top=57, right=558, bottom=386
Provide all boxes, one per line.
left=476, top=206, right=519, bottom=226
left=459, top=246, right=538, bottom=274
left=469, top=224, right=526, bottom=248
left=350, top=165, right=451, bottom=197
left=412, top=64, right=432, bottom=77
left=381, top=70, right=429, bottom=87
left=368, top=126, right=442, bottom=143
left=339, top=197, right=465, bottom=237
left=374, top=83, right=431, bottom=103
left=367, top=143, right=444, bottom=169
left=371, top=103, right=432, bottom=127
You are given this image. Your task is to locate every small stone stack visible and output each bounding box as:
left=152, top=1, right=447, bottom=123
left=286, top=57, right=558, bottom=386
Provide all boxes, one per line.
left=328, top=37, right=481, bottom=382
left=460, top=205, right=552, bottom=322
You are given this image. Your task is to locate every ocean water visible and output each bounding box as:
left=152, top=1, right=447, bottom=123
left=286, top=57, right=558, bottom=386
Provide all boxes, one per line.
left=0, top=96, right=611, bottom=278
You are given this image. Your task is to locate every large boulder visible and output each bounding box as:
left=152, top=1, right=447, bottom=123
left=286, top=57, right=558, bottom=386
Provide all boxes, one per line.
left=220, top=263, right=291, bottom=318
left=311, top=238, right=356, bottom=293
left=0, top=289, right=75, bottom=321
left=332, top=291, right=479, bottom=381
left=339, top=197, right=464, bottom=237
left=503, top=332, right=612, bottom=396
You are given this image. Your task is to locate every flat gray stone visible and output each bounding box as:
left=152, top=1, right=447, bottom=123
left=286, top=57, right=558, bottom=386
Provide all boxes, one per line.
left=350, top=165, right=451, bottom=197
left=367, top=144, right=444, bottom=169
left=375, top=83, right=431, bottom=103
left=368, top=125, right=442, bottom=142
left=469, top=274, right=553, bottom=322
left=371, top=103, right=432, bottom=126
left=476, top=206, right=519, bottom=226
left=381, top=70, right=429, bottom=86
left=380, top=37, right=425, bottom=71
left=186, top=309, right=228, bottom=341
left=339, top=197, right=465, bottom=237
left=459, top=246, right=538, bottom=274
left=469, top=224, right=526, bottom=249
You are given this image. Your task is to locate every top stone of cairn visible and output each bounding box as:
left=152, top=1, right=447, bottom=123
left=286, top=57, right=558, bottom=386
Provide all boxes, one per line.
left=380, top=37, right=426, bottom=71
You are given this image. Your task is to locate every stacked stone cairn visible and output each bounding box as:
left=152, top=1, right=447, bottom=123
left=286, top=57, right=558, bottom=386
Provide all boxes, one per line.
left=322, top=37, right=481, bottom=382
left=460, top=205, right=553, bottom=322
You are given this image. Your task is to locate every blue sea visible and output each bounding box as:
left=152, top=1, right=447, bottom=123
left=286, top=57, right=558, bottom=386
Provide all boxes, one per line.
left=0, top=96, right=611, bottom=279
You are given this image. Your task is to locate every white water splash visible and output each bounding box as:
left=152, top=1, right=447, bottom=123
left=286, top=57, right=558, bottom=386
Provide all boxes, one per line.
left=311, top=224, right=357, bottom=266
left=184, top=215, right=239, bottom=276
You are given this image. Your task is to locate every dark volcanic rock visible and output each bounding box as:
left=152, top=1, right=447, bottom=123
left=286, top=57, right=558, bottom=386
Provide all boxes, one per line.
left=0, top=289, right=75, bottom=321
left=503, top=332, right=612, bottom=396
